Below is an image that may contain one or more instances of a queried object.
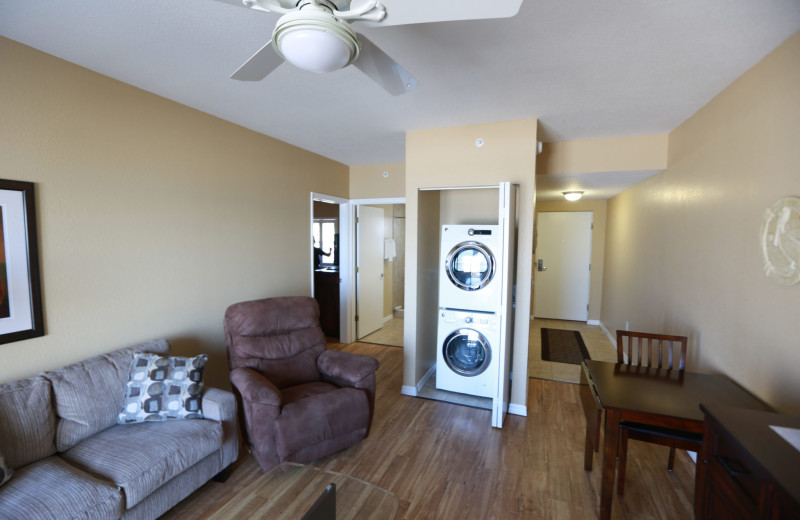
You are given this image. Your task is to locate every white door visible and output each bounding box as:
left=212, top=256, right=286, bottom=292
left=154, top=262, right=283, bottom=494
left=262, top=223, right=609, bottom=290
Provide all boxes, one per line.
left=357, top=205, right=384, bottom=339
left=493, top=182, right=516, bottom=429
left=533, top=212, right=592, bottom=321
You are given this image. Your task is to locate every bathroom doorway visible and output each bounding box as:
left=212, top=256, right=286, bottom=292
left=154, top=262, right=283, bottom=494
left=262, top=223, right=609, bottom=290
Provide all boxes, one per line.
left=356, top=203, right=405, bottom=348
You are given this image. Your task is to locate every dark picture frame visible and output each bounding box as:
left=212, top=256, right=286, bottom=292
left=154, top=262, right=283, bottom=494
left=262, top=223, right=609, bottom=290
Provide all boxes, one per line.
left=0, top=179, right=44, bottom=344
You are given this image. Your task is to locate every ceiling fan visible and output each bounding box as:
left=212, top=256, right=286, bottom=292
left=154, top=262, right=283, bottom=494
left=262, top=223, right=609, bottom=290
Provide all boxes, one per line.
left=215, top=0, right=523, bottom=95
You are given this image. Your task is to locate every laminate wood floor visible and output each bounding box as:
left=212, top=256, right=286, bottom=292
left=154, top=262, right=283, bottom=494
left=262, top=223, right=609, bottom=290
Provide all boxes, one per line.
left=161, top=342, right=695, bottom=520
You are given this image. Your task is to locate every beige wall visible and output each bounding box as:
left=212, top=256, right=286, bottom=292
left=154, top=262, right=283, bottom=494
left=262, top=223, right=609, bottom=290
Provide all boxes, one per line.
left=538, top=135, right=668, bottom=175
left=411, top=190, right=442, bottom=381
left=0, top=38, right=349, bottom=389
left=440, top=189, right=499, bottom=225
left=349, top=162, right=405, bottom=199
left=601, top=31, right=800, bottom=414
left=534, top=199, right=607, bottom=322
left=405, top=119, right=538, bottom=411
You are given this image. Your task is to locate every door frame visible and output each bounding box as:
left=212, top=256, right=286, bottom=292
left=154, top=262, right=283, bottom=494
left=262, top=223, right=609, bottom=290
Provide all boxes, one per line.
left=311, top=194, right=405, bottom=345
left=310, top=192, right=352, bottom=343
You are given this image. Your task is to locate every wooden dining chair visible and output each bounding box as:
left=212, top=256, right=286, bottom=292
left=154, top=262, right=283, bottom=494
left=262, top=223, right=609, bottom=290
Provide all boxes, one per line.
left=615, top=330, right=702, bottom=496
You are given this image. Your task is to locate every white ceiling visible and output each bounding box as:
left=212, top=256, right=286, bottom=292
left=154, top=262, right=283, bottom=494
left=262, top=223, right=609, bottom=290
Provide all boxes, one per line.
left=2, top=0, right=799, bottom=199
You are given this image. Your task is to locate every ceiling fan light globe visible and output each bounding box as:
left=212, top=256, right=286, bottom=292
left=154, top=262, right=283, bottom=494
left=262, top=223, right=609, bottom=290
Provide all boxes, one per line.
left=273, top=10, right=360, bottom=74
left=280, top=29, right=354, bottom=73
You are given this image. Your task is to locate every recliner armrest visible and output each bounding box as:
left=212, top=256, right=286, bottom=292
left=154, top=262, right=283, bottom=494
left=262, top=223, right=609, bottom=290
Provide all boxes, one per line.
left=317, top=350, right=379, bottom=387
left=230, top=367, right=282, bottom=405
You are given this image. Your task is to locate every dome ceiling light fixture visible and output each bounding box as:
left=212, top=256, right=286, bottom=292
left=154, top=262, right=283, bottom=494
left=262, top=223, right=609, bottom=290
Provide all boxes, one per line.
left=214, top=0, right=525, bottom=95
left=563, top=191, right=584, bottom=201
left=272, top=8, right=360, bottom=73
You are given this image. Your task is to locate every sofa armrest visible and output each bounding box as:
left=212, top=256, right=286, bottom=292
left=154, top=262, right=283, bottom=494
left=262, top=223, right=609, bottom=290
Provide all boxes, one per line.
left=317, top=350, right=379, bottom=387
left=202, top=388, right=236, bottom=423
left=201, top=387, right=239, bottom=469
left=230, top=367, right=282, bottom=405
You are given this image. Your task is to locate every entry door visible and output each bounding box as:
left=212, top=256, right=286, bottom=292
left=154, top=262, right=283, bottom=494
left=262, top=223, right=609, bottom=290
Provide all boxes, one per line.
left=356, top=206, right=384, bottom=339
left=533, top=212, right=592, bottom=321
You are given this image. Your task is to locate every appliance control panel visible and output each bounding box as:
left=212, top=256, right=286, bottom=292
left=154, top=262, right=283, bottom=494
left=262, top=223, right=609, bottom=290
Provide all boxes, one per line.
left=440, top=309, right=498, bottom=328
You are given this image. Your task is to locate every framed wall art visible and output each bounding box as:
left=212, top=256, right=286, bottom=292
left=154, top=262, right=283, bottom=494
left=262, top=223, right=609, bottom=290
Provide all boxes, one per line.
left=0, top=179, right=44, bottom=344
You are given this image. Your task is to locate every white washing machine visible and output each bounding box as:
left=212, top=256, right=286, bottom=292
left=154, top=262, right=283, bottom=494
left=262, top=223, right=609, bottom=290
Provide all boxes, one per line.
left=439, top=224, right=502, bottom=313
left=436, top=309, right=500, bottom=398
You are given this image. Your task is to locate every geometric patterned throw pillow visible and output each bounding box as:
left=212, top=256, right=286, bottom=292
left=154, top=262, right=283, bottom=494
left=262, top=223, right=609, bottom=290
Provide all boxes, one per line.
left=117, top=353, right=206, bottom=424
left=0, top=451, right=12, bottom=488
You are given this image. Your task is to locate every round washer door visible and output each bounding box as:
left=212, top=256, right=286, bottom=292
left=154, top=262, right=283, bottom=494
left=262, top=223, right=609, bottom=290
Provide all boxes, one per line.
left=442, top=328, right=492, bottom=376
left=445, top=241, right=496, bottom=291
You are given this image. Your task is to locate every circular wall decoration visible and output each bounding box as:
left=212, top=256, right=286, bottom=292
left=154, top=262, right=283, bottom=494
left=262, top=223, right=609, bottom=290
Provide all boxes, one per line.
left=760, top=196, right=800, bottom=286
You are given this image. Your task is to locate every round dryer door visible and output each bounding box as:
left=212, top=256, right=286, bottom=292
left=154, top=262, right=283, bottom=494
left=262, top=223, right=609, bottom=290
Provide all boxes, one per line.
left=442, top=328, right=492, bottom=376
left=445, top=241, right=496, bottom=291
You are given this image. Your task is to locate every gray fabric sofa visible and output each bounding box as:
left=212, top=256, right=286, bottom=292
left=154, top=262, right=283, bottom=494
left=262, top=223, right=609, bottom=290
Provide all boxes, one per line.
left=0, top=339, right=238, bottom=520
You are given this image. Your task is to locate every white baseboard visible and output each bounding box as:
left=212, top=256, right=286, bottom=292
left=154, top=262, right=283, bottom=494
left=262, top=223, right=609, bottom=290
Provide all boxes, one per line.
left=599, top=320, right=616, bottom=347
left=417, top=363, right=436, bottom=393
left=383, top=314, right=393, bottom=323
left=587, top=319, right=600, bottom=325
left=508, top=403, right=527, bottom=417
left=402, top=364, right=436, bottom=397
left=401, top=386, right=417, bottom=397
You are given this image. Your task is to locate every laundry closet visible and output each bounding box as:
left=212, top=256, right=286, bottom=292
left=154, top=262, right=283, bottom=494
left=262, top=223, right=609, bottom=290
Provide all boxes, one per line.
left=402, top=118, right=539, bottom=429
left=413, top=183, right=517, bottom=427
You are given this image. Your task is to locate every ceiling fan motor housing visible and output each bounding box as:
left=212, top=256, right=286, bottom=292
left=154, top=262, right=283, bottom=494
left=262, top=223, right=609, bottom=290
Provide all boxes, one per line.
left=272, top=6, right=361, bottom=73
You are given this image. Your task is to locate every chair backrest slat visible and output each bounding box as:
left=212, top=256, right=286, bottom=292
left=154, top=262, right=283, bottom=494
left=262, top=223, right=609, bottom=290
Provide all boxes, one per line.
left=615, top=330, right=688, bottom=372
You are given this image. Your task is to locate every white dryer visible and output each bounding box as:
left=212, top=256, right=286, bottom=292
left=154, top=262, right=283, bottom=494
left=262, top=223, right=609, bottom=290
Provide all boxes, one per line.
left=439, top=225, right=502, bottom=313
left=436, top=309, right=500, bottom=398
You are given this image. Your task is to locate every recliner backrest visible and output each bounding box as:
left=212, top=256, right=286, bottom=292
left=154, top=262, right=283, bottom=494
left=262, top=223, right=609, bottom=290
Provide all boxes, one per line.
left=225, top=296, right=328, bottom=389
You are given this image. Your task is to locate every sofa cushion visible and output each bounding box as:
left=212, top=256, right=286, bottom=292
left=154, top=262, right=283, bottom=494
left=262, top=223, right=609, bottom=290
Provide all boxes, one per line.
left=0, top=451, right=12, bottom=487
left=0, top=455, right=122, bottom=520
left=45, top=339, right=170, bottom=451
left=0, top=376, right=56, bottom=468
left=117, top=353, right=206, bottom=424
left=274, top=386, right=369, bottom=462
left=60, top=419, right=222, bottom=509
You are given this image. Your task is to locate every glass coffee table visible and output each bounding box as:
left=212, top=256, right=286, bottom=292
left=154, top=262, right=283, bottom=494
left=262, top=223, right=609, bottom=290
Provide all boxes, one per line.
left=207, top=462, right=399, bottom=520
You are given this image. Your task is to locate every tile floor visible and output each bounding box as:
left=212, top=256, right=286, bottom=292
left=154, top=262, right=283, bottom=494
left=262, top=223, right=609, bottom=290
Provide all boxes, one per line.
left=528, top=318, right=618, bottom=384
left=359, top=317, right=403, bottom=347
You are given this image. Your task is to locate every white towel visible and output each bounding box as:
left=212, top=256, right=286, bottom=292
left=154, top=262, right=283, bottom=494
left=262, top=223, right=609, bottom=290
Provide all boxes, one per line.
left=384, top=238, right=397, bottom=261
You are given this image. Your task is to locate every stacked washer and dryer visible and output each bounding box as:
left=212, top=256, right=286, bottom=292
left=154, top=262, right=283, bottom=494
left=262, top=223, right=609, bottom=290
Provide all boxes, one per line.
left=436, top=225, right=505, bottom=399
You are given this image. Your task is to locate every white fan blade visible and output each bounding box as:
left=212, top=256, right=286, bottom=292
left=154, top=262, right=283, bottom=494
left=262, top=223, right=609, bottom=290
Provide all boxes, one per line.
left=231, top=39, right=284, bottom=81
left=354, top=34, right=418, bottom=96
left=212, top=0, right=289, bottom=11
left=353, top=0, right=523, bottom=27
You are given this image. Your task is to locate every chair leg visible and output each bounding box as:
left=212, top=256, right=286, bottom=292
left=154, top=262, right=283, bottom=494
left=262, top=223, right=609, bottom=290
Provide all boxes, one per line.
left=617, top=429, right=628, bottom=496
left=667, top=447, right=676, bottom=472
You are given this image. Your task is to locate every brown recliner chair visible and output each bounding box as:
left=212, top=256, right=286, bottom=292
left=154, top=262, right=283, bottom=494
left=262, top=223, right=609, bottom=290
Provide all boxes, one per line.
left=224, top=296, right=379, bottom=471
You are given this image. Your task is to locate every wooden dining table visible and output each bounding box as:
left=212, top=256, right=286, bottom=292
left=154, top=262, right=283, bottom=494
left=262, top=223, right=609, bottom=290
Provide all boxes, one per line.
left=579, top=359, right=770, bottom=520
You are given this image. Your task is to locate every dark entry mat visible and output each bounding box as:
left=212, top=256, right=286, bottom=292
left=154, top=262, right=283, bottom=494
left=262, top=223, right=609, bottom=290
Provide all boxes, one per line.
left=540, top=328, right=591, bottom=365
